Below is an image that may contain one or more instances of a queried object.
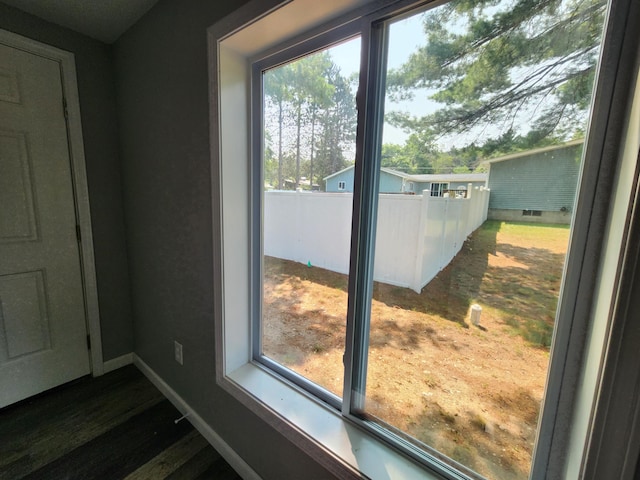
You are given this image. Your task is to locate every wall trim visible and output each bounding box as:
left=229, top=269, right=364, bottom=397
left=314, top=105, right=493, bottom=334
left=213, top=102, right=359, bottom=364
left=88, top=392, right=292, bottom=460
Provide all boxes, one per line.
left=0, top=29, right=104, bottom=376
left=103, top=353, right=134, bottom=374
left=133, top=355, right=262, bottom=480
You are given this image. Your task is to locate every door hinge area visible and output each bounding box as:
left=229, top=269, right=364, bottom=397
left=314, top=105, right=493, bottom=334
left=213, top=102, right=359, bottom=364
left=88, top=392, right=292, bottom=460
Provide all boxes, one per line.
left=76, top=225, right=82, bottom=243
left=62, top=97, right=69, bottom=119
left=86, top=334, right=91, bottom=350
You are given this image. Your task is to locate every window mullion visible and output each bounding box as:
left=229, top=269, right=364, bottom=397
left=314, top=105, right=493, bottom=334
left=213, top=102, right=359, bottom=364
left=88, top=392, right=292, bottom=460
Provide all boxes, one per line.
left=343, top=19, right=390, bottom=417
left=251, top=60, right=264, bottom=363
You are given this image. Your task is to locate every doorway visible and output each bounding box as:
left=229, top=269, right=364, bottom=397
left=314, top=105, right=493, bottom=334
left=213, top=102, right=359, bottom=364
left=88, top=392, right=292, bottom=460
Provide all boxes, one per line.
left=0, top=30, right=103, bottom=407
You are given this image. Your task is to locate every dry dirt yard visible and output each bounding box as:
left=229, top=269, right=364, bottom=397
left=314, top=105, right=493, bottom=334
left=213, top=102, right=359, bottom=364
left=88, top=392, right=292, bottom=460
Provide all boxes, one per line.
left=263, top=220, right=570, bottom=479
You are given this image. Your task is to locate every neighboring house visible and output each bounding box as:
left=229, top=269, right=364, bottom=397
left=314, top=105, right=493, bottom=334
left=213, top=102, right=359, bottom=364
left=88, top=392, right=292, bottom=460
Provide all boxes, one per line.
left=324, top=165, right=487, bottom=195
left=283, top=177, right=320, bottom=191
left=486, top=139, right=583, bottom=224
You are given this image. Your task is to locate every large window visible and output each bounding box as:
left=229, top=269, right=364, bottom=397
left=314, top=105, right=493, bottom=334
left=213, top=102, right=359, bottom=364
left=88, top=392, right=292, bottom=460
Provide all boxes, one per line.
left=253, top=1, right=607, bottom=477
left=259, top=38, right=360, bottom=402
left=212, top=0, right=639, bottom=478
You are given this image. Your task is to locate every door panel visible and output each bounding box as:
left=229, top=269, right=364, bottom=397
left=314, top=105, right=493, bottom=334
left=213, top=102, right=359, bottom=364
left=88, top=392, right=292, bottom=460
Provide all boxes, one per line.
left=0, top=42, right=90, bottom=408
left=0, top=270, right=51, bottom=358
left=0, top=66, right=20, bottom=103
left=0, top=131, right=38, bottom=241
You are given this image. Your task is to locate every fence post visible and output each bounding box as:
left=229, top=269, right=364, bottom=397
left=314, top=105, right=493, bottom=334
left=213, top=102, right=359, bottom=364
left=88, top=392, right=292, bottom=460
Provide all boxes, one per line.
left=412, top=191, right=430, bottom=293
left=454, top=199, right=461, bottom=255
left=483, top=187, right=490, bottom=222
left=474, top=187, right=480, bottom=228
left=439, top=197, right=447, bottom=271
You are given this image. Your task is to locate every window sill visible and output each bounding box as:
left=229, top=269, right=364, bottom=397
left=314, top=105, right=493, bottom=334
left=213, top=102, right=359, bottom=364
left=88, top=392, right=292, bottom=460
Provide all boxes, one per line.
left=226, top=362, right=438, bottom=480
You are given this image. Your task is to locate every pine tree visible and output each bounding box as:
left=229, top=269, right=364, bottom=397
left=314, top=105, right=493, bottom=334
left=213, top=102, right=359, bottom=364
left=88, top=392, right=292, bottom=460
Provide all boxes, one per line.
left=386, top=0, right=606, bottom=152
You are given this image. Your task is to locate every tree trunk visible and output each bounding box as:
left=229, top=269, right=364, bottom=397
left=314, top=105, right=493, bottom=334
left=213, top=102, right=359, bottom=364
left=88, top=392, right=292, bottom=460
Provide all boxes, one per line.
left=295, top=100, right=302, bottom=189
left=277, top=99, right=284, bottom=190
left=309, top=107, right=316, bottom=191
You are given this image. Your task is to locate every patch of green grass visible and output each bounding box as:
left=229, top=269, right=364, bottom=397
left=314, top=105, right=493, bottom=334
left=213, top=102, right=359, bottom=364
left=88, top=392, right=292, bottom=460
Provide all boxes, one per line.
left=522, top=319, right=553, bottom=347
left=505, top=317, right=519, bottom=328
left=498, top=221, right=570, bottom=243
left=504, top=316, right=553, bottom=347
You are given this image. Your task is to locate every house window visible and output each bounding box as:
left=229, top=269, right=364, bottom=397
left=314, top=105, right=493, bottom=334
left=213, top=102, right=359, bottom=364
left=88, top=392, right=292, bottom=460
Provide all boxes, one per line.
left=523, top=209, right=543, bottom=217
left=430, top=182, right=448, bottom=197
left=212, top=0, right=637, bottom=478
left=338, top=181, right=346, bottom=190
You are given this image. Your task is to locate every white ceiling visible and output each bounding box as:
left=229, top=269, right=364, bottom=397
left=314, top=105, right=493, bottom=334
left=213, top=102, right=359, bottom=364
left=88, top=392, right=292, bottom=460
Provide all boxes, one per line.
left=2, top=0, right=160, bottom=43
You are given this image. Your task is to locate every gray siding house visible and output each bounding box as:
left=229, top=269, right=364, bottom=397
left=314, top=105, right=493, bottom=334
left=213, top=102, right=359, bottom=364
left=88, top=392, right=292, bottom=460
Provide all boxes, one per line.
left=324, top=165, right=487, bottom=195
left=486, top=139, right=583, bottom=224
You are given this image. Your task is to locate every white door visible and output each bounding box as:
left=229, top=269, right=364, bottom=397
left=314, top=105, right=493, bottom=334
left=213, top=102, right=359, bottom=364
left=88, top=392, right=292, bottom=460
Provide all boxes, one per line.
left=0, top=42, right=91, bottom=408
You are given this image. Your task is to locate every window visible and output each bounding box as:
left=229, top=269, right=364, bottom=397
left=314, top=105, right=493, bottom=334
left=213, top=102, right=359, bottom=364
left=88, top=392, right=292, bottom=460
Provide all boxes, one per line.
left=211, top=0, right=639, bottom=479
left=523, top=210, right=543, bottom=217
left=454, top=186, right=467, bottom=198
left=259, top=39, right=359, bottom=401
left=257, top=2, right=607, bottom=475
left=430, top=182, right=448, bottom=197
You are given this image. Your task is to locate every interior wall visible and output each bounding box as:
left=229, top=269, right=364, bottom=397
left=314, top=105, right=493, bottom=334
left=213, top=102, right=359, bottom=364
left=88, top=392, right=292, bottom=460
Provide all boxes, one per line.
left=0, top=3, right=134, bottom=361
left=114, top=1, right=335, bottom=477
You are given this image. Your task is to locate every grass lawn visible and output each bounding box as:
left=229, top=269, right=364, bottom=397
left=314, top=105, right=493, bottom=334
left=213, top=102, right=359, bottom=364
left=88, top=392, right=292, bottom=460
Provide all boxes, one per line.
left=263, top=220, right=570, bottom=479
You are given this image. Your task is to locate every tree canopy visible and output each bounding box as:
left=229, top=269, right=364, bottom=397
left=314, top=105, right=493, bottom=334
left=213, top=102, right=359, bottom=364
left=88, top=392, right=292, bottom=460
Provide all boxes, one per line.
left=263, top=50, right=357, bottom=190
left=386, top=0, right=606, bottom=160
left=261, top=0, right=607, bottom=184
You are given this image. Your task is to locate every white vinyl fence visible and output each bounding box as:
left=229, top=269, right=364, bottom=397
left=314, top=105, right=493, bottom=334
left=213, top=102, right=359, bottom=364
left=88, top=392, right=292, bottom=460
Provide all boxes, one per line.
left=264, top=187, right=490, bottom=293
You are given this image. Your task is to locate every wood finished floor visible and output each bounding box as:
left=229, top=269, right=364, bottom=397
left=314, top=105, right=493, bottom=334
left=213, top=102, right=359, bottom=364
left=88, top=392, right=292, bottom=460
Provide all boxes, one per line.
left=0, top=365, right=242, bottom=480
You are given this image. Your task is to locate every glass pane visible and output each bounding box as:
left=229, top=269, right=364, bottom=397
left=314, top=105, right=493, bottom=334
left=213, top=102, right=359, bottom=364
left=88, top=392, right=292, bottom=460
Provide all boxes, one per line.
left=364, top=0, right=607, bottom=478
left=261, top=38, right=360, bottom=398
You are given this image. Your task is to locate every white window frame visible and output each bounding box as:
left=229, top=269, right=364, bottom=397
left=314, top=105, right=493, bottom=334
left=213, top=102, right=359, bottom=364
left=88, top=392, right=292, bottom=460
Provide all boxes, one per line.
left=430, top=182, right=449, bottom=197
left=208, top=0, right=640, bottom=478
left=338, top=180, right=346, bottom=191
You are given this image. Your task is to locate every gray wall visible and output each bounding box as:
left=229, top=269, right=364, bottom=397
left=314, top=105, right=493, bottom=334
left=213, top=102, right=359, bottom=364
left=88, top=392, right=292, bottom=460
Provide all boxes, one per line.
left=0, top=3, right=134, bottom=361
left=488, top=208, right=574, bottom=225
left=114, top=1, right=335, bottom=478
left=488, top=143, right=582, bottom=213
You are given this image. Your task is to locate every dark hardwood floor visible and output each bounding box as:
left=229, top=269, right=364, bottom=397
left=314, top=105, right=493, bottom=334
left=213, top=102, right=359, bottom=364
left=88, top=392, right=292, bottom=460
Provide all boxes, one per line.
left=0, top=365, right=242, bottom=480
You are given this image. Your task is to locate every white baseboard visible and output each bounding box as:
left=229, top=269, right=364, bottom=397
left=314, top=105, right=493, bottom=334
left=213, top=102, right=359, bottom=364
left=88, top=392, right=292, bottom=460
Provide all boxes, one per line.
left=103, top=353, right=134, bottom=373
left=133, top=355, right=261, bottom=480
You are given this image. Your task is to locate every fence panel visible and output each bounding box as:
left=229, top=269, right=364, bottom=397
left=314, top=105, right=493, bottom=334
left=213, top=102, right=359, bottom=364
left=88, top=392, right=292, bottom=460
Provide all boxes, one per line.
left=263, top=192, right=352, bottom=274
left=264, top=188, right=490, bottom=293
left=420, top=198, right=447, bottom=289
left=444, top=200, right=462, bottom=266
left=373, top=195, right=422, bottom=288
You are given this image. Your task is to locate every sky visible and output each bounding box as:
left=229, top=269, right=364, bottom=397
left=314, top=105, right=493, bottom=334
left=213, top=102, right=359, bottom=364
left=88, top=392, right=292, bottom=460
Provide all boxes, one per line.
left=328, top=13, right=435, bottom=146
left=290, top=0, right=599, bottom=155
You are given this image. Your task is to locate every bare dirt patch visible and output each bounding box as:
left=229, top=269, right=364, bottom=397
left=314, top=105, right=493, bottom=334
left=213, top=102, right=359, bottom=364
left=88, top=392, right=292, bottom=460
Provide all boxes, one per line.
left=263, top=220, right=570, bottom=479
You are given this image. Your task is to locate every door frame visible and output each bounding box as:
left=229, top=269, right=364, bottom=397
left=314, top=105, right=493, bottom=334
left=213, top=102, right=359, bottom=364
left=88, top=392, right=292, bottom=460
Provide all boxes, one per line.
left=0, top=29, right=104, bottom=376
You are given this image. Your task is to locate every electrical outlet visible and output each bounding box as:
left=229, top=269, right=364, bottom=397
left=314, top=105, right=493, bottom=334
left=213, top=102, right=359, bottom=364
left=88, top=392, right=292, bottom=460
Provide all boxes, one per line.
left=174, top=341, right=183, bottom=365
